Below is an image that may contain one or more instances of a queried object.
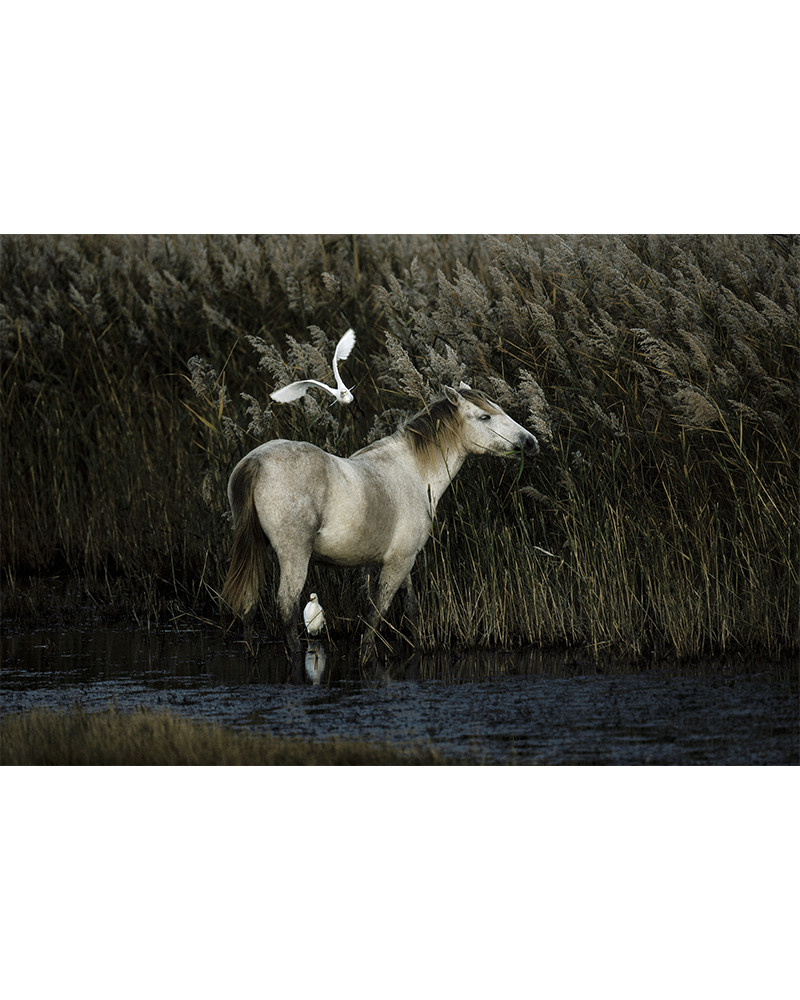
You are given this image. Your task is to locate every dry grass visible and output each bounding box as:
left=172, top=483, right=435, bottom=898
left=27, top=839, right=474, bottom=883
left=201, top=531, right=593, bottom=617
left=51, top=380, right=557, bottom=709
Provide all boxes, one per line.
left=0, top=707, right=464, bottom=765
left=2, top=234, right=797, bottom=660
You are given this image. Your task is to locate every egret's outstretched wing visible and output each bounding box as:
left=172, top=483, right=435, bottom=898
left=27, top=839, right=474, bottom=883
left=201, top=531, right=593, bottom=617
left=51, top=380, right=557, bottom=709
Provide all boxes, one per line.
left=332, top=328, right=356, bottom=391
left=334, top=328, right=356, bottom=364
left=270, top=379, right=333, bottom=403
left=271, top=330, right=355, bottom=404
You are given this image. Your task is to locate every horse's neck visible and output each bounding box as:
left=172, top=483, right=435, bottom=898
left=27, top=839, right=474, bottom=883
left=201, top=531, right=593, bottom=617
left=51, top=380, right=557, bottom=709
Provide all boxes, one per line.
left=411, top=442, right=467, bottom=512
left=359, top=433, right=467, bottom=513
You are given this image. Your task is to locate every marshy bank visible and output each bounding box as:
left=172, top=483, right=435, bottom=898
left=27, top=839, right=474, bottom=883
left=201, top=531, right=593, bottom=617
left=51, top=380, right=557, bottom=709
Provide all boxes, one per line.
left=2, top=234, right=798, bottom=662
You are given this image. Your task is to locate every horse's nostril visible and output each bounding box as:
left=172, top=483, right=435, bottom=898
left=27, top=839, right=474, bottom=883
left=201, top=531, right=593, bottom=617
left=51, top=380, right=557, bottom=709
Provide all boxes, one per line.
left=522, top=434, right=539, bottom=456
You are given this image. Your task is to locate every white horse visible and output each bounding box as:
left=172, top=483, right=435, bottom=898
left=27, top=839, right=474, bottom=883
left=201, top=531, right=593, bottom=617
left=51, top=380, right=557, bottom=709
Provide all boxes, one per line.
left=221, top=385, right=538, bottom=664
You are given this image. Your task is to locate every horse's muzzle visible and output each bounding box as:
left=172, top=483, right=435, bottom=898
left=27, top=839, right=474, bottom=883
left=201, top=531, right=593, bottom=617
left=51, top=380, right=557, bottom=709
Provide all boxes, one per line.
left=520, top=432, right=539, bottom=458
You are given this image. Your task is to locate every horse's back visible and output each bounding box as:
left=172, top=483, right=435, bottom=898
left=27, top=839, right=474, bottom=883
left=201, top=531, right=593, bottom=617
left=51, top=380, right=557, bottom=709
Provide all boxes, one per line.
left=234, top=438, right=331, bottom=478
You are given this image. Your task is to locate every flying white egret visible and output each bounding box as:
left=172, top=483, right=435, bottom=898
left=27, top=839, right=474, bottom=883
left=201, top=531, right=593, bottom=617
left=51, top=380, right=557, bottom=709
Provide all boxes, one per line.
left=303, top=593, right=325, bottom=637
left=270, top=328, right=356, bottom=405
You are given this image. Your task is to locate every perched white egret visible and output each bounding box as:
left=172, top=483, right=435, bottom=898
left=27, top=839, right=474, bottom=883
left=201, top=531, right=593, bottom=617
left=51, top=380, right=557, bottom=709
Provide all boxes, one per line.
left=270, top=328, right=356, bottom=405
left=303, top=593, right=325, bottom=637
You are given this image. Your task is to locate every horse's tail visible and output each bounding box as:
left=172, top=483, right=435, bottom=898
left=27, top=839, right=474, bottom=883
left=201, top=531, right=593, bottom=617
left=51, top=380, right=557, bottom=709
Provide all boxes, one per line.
left=220, top=457, right=270, bottom=621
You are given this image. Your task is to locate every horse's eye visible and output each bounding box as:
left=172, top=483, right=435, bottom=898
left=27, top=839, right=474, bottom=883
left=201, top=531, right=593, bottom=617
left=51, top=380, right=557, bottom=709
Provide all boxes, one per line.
left=479, top=413, right=491, bottom=422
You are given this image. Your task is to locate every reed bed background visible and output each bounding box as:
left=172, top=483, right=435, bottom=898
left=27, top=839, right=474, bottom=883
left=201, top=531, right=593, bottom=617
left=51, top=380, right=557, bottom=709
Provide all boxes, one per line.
left=1, top=234, right=797, bottom=661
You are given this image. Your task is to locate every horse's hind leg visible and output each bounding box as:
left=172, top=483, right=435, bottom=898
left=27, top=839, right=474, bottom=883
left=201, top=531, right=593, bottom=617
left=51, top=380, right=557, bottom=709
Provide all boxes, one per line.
left=275, top=545, right=311, bottom=660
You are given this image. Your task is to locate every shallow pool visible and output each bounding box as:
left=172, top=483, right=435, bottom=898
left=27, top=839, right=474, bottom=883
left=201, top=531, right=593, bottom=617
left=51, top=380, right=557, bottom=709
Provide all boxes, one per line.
left=1, top=625, right=797, bottom=764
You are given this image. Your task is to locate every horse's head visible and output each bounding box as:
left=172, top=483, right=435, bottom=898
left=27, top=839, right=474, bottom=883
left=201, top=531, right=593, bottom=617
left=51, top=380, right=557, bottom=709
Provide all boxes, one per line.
left=445, top=385, right=539, bottom=460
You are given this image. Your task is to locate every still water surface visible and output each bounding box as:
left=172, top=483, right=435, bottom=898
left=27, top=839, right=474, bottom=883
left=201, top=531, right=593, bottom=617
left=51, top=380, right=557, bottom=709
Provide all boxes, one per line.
left=1, top=625, right=797, bottom=764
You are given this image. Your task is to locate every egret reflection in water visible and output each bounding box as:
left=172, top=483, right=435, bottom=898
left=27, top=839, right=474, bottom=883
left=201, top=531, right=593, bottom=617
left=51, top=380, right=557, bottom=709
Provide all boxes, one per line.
left=304, top=642, right=327, bottom=685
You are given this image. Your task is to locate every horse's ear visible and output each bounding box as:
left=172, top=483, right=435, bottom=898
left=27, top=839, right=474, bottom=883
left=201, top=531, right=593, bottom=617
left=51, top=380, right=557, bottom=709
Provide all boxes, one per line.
left=458, top=381, right=472, bottom=390
left=444, top=385, right=462, bottom=404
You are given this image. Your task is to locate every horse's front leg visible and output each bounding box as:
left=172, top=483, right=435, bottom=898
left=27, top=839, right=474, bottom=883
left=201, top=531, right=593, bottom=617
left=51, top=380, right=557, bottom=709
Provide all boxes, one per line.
left=402, top=574, right=419, bottom=629
left=390, top=573, right=420, bottom=655
left=360, top=556, right=416, bottom=671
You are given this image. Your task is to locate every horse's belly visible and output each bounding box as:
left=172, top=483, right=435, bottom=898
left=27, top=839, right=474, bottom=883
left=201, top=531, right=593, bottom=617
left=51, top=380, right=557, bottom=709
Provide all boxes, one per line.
left=312, top=490, right=425, bottom=565
left=294, top=450, right=428, bottom=566
left=312, top=520, right=395, bottom=565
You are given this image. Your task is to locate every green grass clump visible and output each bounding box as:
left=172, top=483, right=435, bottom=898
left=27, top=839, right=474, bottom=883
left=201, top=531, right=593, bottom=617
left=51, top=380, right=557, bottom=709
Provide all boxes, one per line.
left=0, top=707, right=464, bottom=765
left=2, top=234, right=797, bottom=661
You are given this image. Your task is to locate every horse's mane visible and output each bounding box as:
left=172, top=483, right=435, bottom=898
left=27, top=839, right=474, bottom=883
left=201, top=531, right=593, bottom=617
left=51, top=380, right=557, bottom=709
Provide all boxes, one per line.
left=351, top=388, right=497, bottom=466
left=403, top=388, right=495, bottom=467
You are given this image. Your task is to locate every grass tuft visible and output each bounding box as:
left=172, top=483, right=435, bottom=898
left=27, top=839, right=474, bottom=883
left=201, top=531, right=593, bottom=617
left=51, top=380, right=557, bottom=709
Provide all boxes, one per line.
left=0, top=707, right=467, bottom=765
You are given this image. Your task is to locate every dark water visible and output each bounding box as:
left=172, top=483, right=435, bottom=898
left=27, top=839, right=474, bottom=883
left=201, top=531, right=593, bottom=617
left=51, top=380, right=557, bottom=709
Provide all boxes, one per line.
left=1, top=625, right=797, bottom=764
